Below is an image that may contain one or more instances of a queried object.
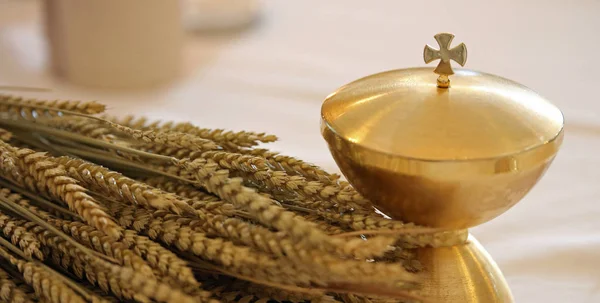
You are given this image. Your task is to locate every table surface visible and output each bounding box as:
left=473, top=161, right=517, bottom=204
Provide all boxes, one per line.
left=1, top=1, right=599, bottom=302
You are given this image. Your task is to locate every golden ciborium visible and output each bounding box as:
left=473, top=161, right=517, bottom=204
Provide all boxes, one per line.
left=321, top=33, right=564, bottom=302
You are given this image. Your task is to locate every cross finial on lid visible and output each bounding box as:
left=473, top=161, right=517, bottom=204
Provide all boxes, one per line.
left=424, top=33, right=468, bottom=88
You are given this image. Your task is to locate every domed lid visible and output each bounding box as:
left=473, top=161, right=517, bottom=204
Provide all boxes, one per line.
left=321, top=33, right=564, bottom=161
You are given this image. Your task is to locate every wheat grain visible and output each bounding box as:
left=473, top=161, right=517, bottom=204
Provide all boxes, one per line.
left=0, top=144, right=120, bottom=238
left=46, top=218, right=154, bottom=278
left=0, top=247, right=85, bottom=303
left=0, top=128, right=12, bottom=142
left=106, top=115, right=277, bottom=149
left=238, top=169, right=372, bottom=211
left=54, top=156, right=194, bottom=215
left=88, top=258, right=199, bottom=303
left=0, top=145, right=25, bottom=186
left=318, top=212, right=469, bottom=248
left=174, top=158, right=339, bottom=250
left=142, top=177, right=220, bottom=201
left=0, top=266, right=36, bottom=303
left=0, top=212, right=44, bottom=260
left=121, top=230, right=199, bottom=288
left=106, top=122, right=219, bottom=152
left=0, top=94, right=105, bottom=115
left=41, top=117, right=114, bottom=141
left=141, top=177, right=237, bottom=216
left=239, top=148, right=340, bottom=183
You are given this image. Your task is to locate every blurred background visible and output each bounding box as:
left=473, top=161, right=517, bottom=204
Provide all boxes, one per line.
left=0, top=1, right=599, bottom=302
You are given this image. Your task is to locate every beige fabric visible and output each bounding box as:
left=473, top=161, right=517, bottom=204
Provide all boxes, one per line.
left=0, top=1, right=598, bottom=302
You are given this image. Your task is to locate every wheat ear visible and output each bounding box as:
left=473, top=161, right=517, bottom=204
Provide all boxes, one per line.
left=106, top=115, right=277, bottom=149
left=141, top=177, right=237, bottom=216
left=0, top=212, right=44, bottom=260
left=46, top=218, right=155, bottom=278
left=239, top=148, right=340, bottom=184
left=40, top=117, right=114, bottom=141
left=174, top=158, right=339, bottom=249
left=0, top=246, right=85, bottom=303
left=0, top=128, right=12, bottom=142
left=0, top=94, right=105, bottom=115
left=121, top=230, right=200, bottom=289
left=2, top=145, right=120, bottom=239
left=0, top=266, right=36, bottom=303
left=88, top=258, right=200, bottom=303
left=54, top=156, right=194, bottom=215
left=105, top=121, right=220, bottom=152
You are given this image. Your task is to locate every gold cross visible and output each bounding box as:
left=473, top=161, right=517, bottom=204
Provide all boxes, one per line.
left=423, top=33, right=467, bottom=88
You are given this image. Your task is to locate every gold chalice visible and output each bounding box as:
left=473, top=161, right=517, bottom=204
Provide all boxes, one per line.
left=321, top=33, right=564, bottom=302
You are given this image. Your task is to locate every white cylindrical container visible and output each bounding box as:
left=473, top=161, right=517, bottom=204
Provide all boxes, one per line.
left=44, top=0, right=183, bottom=89
left=182, top=0, right=262, bottom=31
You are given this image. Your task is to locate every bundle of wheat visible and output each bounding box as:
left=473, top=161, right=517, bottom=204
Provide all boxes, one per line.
left=0, top=94, right=467, bottom=303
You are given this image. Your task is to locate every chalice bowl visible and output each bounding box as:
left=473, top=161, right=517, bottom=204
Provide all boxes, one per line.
left=321, top=33, right=564, bottom=302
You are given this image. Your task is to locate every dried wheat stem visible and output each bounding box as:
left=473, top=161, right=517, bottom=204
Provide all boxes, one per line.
left=46, top=218, right=155, bottom=278
left=142, top=177, right=220, bottom=201
left=205, top=278, right=333, bottom=303
left=140, top=144, right=268, bottom=172
left=0, top=183, right=78, bottom=220
left=116, top=205, right=413, bottom=291
left=88, top=258, right=200, bottom=303
left=143, top=163, right=395, bottom=258
left=121, top=230, right=200, bottom=289
left=107, top=115, right=277, bottom=149
left=320, top=212, right=469, bottom=248
left=2, top=145, right=121, bottom=239
left=0, top=94, right=106, bottom=115
left=0, top=246, right=85, bottom=303
left=146, top=218, right=321, bottom=287
left=239, top=148, right=340, bottom=183
left=0, top=266, right=36, bottom=303
left=114, top=206, right=316, bottom=286
left=238, top=169, right=372, bottom=212
left=0, top=211, right=44, bottom=260
left=0, top=119, right=174, bottom=163
left=106, top=122, right=220, bottom=152
left=41, top=117, right=114, bottom=141
left=140, top=177, right=237, bottom=216
left=22, top=223, right=180, bottom=303
left=174, top=158, right=343, bottom=250
left=54, top=156, right=194, bottom=215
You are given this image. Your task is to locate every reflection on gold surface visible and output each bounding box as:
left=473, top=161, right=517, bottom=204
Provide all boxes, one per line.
left=321, top=33, right=563, bottom=302
left=321, top=67, right=563, bottom=229
left=417, top=235, right=513, bottom=302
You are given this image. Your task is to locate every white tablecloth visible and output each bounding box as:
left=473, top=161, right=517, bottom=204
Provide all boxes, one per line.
left=1, top=1, right=599, bottom=302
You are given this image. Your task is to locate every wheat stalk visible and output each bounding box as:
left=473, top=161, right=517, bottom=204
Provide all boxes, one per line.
left=0, top=145, right=121, bottom=239
left=0, top=94, right=106, bottom=115
left=121, top=230, right=200, bottom=289
left=40, top=117, right=114, bottom=141
left=238, top=148, right=341, bottom=183
left=47, top=218, right=155, bottom=278
left=54, top=156, right=194, bottom=215
left=0, top=97, right=470, bottom=302
left=107, top=115, right=277, bottom=149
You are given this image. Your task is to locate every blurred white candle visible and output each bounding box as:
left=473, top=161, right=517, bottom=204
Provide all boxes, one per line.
left=44, top=0, right=183, bottom=89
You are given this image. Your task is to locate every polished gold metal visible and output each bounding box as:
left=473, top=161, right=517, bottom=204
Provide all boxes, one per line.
left=321, top=67, right=563, bottom=229
left=417, top=235, right=513, bottom=302
left=320, top=32, right=564, bottom=302
left=424, top=33, right=467, bottom=88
